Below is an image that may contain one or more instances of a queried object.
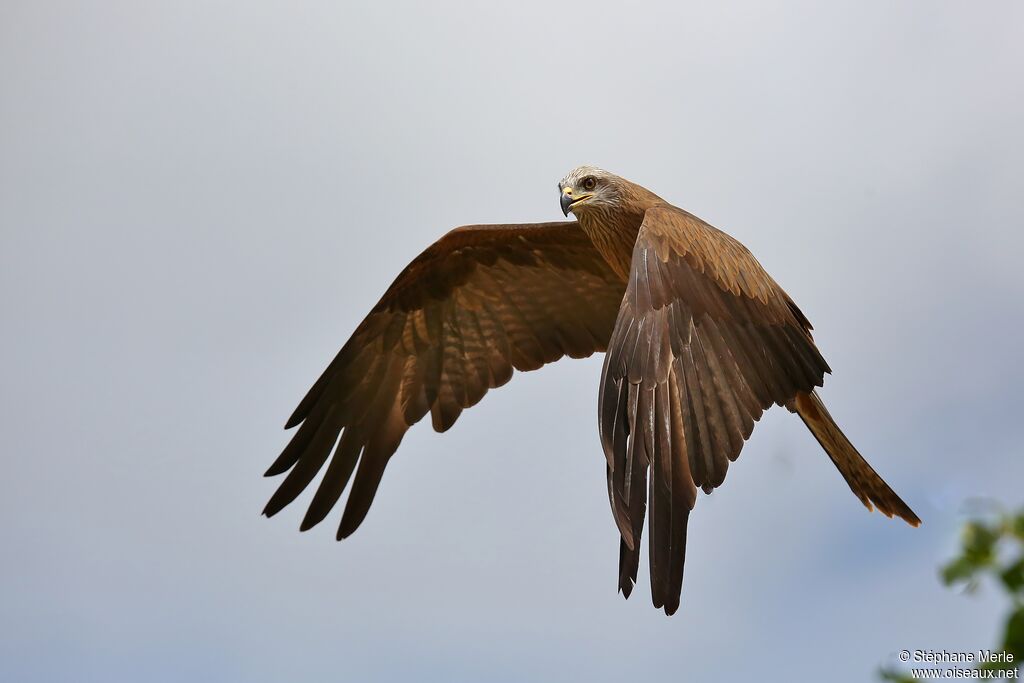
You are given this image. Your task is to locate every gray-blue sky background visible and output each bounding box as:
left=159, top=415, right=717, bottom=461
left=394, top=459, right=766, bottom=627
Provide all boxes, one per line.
left=2, top=2, right=1022, bottom=681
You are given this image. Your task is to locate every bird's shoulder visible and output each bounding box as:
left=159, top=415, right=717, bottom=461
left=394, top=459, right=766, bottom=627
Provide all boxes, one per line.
left=638, top=203, right=784, bottom=308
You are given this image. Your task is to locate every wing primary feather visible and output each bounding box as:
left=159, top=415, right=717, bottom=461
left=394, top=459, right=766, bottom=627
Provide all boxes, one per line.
left=618, top=537, right=640, bottom=598
left=688, top=332, right=731, bottom=484
left=263, top=406, right=339, bottom=518
left=300, top=426, right=364, bottom=531
left=665, top=377, right=695, bottom=616
left=336, top=448, right=392, bottom=540
left=702, top=318, right=761, bottom=433
left=680, top=344, right=715, bottom=492
left=648, top=381, right=672, bottom=609
left=694, top=326, right=745, bottom=459
left=265, top=406, right=326, bottom=476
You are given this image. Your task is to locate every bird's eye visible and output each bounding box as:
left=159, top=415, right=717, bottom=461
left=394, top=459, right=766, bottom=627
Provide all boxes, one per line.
left=582, top=176, right=597, bottom=191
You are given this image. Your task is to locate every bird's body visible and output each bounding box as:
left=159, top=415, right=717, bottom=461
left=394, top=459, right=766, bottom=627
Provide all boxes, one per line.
left=264, top=166, right=919, bottom=614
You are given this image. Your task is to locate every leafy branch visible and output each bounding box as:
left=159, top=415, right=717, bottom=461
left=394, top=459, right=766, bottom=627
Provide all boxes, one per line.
left=881, top=505, right=1024, bottom=681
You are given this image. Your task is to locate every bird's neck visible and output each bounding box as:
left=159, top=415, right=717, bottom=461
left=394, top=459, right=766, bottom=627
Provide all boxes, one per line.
left=578, top=206, right=650, bottom=281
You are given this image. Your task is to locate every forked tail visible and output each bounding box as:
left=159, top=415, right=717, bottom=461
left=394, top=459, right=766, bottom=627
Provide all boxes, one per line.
left=790, top=391, right=920, bottom=527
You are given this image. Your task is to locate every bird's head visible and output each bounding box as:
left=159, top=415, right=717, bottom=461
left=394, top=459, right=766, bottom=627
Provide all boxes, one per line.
left=558, top=166, right=626, bottom=217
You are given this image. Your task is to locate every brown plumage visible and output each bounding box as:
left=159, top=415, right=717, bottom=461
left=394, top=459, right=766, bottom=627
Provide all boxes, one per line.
left=264, top=165, right=920, bottom=614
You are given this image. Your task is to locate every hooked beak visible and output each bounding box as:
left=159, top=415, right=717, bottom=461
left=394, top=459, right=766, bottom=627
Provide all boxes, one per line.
left=560, top=190, right=573, bottom=217
left=560, top=187, right=591, bottom=217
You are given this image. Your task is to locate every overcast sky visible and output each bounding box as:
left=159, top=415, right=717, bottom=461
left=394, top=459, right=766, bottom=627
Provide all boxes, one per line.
left=2, top=2, right=1023, bottom=681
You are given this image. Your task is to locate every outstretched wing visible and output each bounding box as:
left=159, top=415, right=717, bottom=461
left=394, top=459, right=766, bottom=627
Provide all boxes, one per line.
left=264, top=221, right=625, bottom=539
left=599, top=205, right=831, bottom=615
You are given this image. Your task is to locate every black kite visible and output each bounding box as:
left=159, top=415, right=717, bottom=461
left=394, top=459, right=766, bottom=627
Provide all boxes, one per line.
left=263, top=166, right=919, bottom=614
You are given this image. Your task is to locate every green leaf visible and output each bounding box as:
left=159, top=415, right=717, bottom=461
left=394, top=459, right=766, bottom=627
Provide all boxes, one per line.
left=1012, top=512, right=1024, bottom=542
left=879, top=505, right=1024, bottom=683
left=941, top=556, right=980, bottom=586
left=1000, top=557, right=1024, bottom=594
left=962, top=520, right=1000, bottom=565
left=878, top=667, right=917, bottom=683
left=1003, top=605, right=1024, bottom=660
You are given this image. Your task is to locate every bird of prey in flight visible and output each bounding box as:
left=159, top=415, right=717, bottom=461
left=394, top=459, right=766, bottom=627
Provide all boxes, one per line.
left=263, top=166, right=919, bottom=615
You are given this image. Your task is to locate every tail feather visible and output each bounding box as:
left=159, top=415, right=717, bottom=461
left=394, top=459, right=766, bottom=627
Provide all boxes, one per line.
left=790, top=391, right=920, bottom=527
